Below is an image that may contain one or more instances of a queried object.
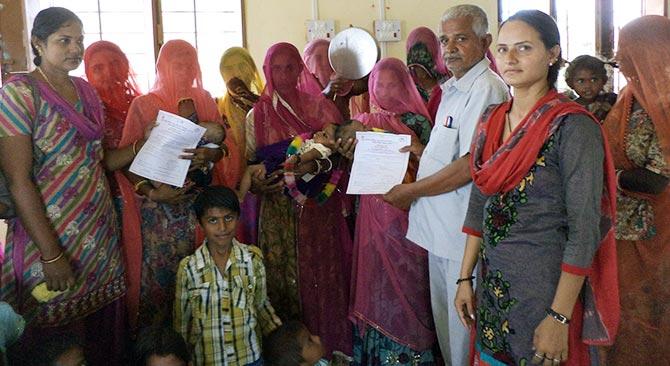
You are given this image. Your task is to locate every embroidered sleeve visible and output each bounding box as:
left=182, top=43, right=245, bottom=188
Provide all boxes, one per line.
left=463, top=183, right=488, bottom=237
left=0, top=80, right=36, bottom=137
left=558, top=114, right=604, bottom=273
left=643, top=122, right=670, bottom=177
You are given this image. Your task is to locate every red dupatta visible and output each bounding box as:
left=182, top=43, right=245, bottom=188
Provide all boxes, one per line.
left=472, top=90, right=604, bottom=195
left=117, top=40, right=241, bottom=330
left=470, top=89, right=619, bottom=348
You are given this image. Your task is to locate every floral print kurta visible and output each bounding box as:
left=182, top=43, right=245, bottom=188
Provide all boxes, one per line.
left=463, top=115, right=605, bottom=365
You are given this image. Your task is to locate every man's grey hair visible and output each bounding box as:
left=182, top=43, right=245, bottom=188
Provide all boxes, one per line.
left=440, top=4, right=489, bottom=37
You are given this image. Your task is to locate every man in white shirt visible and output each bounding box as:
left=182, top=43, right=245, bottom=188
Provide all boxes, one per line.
left=384, top=5, right=509, bottom=365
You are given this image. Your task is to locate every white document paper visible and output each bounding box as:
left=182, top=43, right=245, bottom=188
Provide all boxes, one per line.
left=129, top=110, right=206, bottom=187
left=346, top=131, right=411, bottom=195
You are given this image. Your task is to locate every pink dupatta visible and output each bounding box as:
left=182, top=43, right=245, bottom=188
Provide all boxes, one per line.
left=254, top=42, right=340, bottom=148
left=303, top=39, right=333, bottom=90
left=406, top=26, right=448, bottom=77
left=351, top=58, right=436, bottom=349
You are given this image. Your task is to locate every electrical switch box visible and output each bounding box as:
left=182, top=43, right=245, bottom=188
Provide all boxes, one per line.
left=306, top=19, right=335, bottom=41
left=374, top=20, right=401, bottom=42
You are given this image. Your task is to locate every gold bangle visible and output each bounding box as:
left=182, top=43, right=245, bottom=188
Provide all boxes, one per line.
left=40, top=251, right=64, bottom=264
left=220, top=143, right=229, bottom=157
left=132, top=140, right=139, bottom=156
left=133, top=179, right=150, bottom=192
left=147, top=188, right=156, bottom=200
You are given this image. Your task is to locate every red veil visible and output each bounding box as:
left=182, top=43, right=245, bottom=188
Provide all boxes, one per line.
left=116, top=40, right=241, bottom=328
left=254, top=42, right=353, bottom=354
left=84, top=40, right=141, bottom=149
left=603, top=15, right=670, bottom=363
left=83, top=40, right=141, bottom=117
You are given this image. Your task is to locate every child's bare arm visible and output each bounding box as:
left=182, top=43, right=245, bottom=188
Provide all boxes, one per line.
left=290, top=148, right=323, bottom=165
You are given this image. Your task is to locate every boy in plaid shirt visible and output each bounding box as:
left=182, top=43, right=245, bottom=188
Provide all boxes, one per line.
left=174, top=186, right=281, bottom=365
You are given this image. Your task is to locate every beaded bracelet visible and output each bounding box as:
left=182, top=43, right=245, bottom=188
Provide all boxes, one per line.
left=456, top=275, right=475, bottom=285
left=40, top=251, right=64, bottom=264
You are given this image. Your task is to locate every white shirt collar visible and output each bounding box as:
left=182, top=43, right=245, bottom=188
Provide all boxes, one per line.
left=443, top=57, right=492, bottom=93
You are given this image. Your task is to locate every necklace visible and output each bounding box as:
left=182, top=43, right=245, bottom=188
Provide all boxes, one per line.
left=504, top=112, right=512, bottom=135
left=37, top=66, right=72, bottom=92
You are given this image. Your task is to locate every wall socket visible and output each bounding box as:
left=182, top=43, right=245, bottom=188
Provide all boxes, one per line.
left=374, top=19, right=401, bottom=42
left=306, top=19, right=335, bottom=41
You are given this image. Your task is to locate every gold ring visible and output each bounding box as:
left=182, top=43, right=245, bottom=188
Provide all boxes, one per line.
left=534, top=352, right=544, bottom=359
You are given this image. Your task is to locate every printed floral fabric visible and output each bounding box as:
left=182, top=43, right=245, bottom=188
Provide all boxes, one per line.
left=257, top=193, right=300, bottom=320
left=615, top=107, right=670, bottom=240
left=137, top=196, right=196, bottom=328
left=475, top=137, right=555, bottom=365
left=571, top=92, right=617, bottom=123
left=407, top=43, right=437, bottom=102
left=407, top=43, right=437, bottom=80
left=400, top=112, right=432, bottom=145
left=353, top=326, right=436, bottom=366
left=584, top=92, right=617, bottom=122
left=0, top=80, right=125, bottom=326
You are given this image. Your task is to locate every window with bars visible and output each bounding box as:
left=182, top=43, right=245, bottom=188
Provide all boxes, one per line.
left=25, top=0, right=244, bottom=94
left=159, top=0, right=244, bottom=95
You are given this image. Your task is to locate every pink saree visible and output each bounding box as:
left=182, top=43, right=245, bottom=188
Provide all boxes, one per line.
left=254, top=42, right=353, bottom=355
left=351, top=58, right=436, bottom=350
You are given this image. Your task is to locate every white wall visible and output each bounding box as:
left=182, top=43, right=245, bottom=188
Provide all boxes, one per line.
left=243, top=0, right=499, bottom=75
